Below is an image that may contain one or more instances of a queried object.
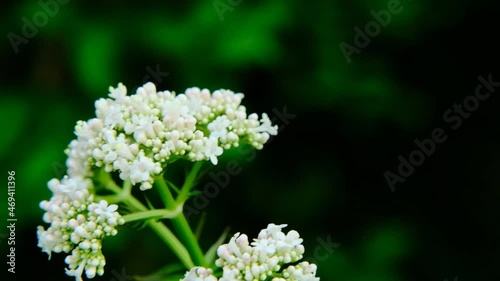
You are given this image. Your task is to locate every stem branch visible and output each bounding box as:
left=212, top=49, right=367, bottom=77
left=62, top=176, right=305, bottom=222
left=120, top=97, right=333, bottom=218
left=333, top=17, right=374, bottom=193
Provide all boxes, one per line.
left=100, top=174, right=194, bottom=269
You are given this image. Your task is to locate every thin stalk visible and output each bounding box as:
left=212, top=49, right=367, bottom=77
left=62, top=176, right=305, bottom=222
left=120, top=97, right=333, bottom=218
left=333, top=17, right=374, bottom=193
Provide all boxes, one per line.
left=176, top=161, right=203, bottom=204
left=102, top=176, right=194, bottom=269
left=154, top=172, right=207, bottom=267
left=121, top=206, right=183, bottom=223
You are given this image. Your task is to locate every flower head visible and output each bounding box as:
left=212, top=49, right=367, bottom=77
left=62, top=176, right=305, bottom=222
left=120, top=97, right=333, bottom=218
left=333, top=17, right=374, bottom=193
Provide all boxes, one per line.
left=181, top=224, right=319, bottom=281
left=37, top=177, right=124, bottom=281
left=66, top=82, right=278, bottom=190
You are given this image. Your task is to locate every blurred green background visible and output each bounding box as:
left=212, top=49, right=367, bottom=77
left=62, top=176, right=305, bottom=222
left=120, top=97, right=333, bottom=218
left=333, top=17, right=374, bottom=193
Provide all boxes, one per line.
left=1, top=0, right=500, bottom=280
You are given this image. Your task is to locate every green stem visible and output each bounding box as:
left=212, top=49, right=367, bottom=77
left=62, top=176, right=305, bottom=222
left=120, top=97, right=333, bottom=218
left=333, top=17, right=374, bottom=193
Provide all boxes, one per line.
left=95, top=178, right=132, bottom=203
left=121, top=206, right=183, bottom=223
left=154, top=174, right=176, bottom=207
left=124, top=193, right=195, bottom=269
left=101, top=175, right=194, bottom=269
left=154, top=171, right=207, bottom=267
left=147, top=222, right=194, bottom=269
left=172, top=215, right=207, bottom=267
left=177, top=161, right=204, bottom=204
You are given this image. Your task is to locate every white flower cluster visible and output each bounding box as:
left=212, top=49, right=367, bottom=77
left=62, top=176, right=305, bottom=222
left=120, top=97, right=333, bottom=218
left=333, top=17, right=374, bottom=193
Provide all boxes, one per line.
left=37, top=176, right=124, bottom=281
left=181, top=267, right=218, bottom=281
left=180, top=224, right=319, bottom=281
left=66, top=82, right=278, bottom=190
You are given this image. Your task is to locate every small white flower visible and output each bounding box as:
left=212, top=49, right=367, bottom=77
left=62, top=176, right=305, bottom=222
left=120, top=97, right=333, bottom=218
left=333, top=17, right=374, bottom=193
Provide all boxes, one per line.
left=180, top=267, right=218, bottom=281
left=203, top=137, right=223, bottom=165
left=208, top=116, right=231, bottom=139
left=91, top=200, right=118, bottom=218
left=96, top=99, right=124, bottom=129
left=259, top=223, right=287, bottom=239
left=108, top=82, right=127, bottom=100
left=162, top=100, right=189, bottom=123
left=74, top=119, right=103, bottom=141
left=256, top=113, right=278, bottom=135
left=128, top=152, right=158, bottom=190
left=65, top=258, right=86, bottom=281
left=253, top=239, right=276, bottom=255
left=37, top=226, right=64, bottom=258
left=132, top=115, right=157, bottom=143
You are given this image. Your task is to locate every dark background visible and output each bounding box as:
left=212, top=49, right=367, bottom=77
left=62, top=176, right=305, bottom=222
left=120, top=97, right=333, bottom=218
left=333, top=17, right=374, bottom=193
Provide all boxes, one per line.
left=1, top=0, right=499, bottom=280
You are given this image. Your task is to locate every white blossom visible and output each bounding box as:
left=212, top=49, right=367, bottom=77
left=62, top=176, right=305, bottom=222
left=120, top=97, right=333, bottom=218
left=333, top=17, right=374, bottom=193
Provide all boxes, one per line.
left=63, top=82, right=278, bottom=190
left=255, top=113, right=278, bottom=135
left=208, top=116, right=231, bottom=139
left=281, top=262, right=320, bottom=281
left=202, top=137, right=223, bottom=165
left=37, top=177, right=124, bottom=281
left=182, top=224, right=320, bottom=281
left=181, top=267, right=218, bottom=281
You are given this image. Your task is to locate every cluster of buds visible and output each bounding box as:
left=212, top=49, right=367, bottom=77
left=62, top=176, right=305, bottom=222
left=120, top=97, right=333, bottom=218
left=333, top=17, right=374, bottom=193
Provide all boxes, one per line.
left=37, top=176, right=124, bottom=281
left=181, top=224, right=320, bottom=281
left=66, top=82, right=278, bottom=190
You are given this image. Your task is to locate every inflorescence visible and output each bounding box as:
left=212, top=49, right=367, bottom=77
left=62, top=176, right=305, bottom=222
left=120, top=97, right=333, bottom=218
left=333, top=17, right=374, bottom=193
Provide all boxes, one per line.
left=37, top=176, right=123, bottom=281
left=37, top=82, right=278, bottom=281
left=67, top=82, right=278, bottom=190
left=180, top=224, right=320, bottom=281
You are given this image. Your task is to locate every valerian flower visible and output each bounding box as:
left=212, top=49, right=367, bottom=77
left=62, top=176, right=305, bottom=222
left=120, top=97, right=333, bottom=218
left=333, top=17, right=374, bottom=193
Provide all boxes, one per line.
left=37, top=177, right=124, bottom=281
left=38, top=82, right=279, bottom=280
left=180, top=224, right=320, bottom=281
left=66, top=82, right=278, bottom=190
